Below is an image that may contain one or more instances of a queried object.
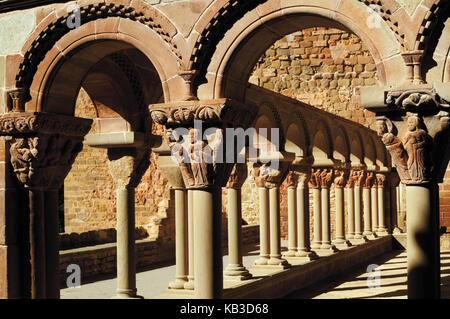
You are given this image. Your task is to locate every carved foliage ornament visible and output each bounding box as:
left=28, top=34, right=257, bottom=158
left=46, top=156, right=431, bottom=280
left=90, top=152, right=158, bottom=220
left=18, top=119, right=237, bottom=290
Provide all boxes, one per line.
left=0, top=113, right=92, bottom=190
left=150, top=99, right=256, bottom=128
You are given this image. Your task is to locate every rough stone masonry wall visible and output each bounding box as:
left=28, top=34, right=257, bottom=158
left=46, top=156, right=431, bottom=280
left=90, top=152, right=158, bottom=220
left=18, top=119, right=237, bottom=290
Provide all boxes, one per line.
left=63, top=88, right=174, bottom=243
left=243, top=27, right=381, bottom=239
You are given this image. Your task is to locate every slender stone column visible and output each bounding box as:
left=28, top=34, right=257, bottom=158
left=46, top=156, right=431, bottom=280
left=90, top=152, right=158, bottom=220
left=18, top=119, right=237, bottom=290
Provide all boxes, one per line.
left=149, top=98, right=257, bottom=299
left=296, top=168, right=318, bottom=259
left=1, top=112, right=92, bottom=299
left=309, top=169, right=322, bottom=249
left=29, top=189, right=46, bottom=299
left=376, top=173, right=388, bottom=235
left=390, top=172, right=402, bottom=234
left=193, top=187, right=223, bottom=298
left=370, top=177, right=379, bottom=235
left=284, top=171, right=298, bottom=257
left=362, top=171, right=375, bottom=238
left=332, top=169, right=351, bottom=248
left=108, top=148, right=149, bottom=299
left=353, top=169, right=368, bottom=242
left=169, top=188, right=188, bottom=289
left=345, top=172, right=356, bottom=239
left=364, top=83, right=450, bottom=298
left=251, top=156, right=292, bottom=269
left=44, top=190, right=60, bottom=299
left=319, top=169, right=336, bottom=251
left=224, top=164, right=251, bottom=280
left=184, top=190, right=195, bottom=289
left=267, top=186, right=289, bottom=267
left=254, top=185, right=270, bottom=265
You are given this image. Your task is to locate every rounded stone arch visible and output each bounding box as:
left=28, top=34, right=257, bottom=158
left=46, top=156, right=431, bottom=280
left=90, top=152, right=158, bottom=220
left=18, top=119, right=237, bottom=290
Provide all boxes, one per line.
left=333, top=126, right=350, bottom=163
left=252, top=102, right=284, bottom=154
left=11, top=0, right=183, bottom=117
left=191, top=0, right=404, bottom=100
left=363, top=134, right=377, bottom=167
left=311, top=120, right=332, bottom=160
left=284, top=112, right=310, bottom=157
left=349, top=130, right=365, bottom=165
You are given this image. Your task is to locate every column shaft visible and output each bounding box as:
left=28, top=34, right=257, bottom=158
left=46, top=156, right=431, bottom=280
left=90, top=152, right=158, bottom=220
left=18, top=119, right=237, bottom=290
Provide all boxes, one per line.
left=44, top=190, right=60, bottom=299
left=378, top=187, right=387, bottom=233
left=320, top=188, right=333, bottom=249
left=185, top=190, right=195, bottom=290
left=346, top=187, right=355, bottom=239
left=406, top=184, right=440, bottom=298
left=115, top=188, right=139, bottom=298
left=311, top=188, right=322, bottom=249
left=267, top=187, right=288, bottom=266
left=224, top=188, right=251, bottom=280
left=363, top=187, right=373, bottom=237
left=371, top=187, right=379, bottom=233
left=169, top=188, right=188, bottom=289
left=29, top=190, right=46, bottom=299
left=296, top=186, right=317, bottom=259
left=286, top=187, right=297, bottom=256
left=255, top=188, right=270, bottom=265
left=354, top=186, right=363, bottom=239
left=333, top=187, right=345, bottom=243
left=193, top=188, right=222, bottom=299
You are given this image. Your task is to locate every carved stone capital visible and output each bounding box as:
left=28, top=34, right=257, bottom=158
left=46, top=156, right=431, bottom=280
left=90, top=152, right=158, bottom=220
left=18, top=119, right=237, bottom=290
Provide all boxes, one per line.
left=309, top=168, right=334, bottom=189
left=376, top=173, right=387, bottom=188
left=386, top=88, right=449, bottom=111
left=252, top=160, right=290, bottom=189
left=333, top=169, right=349, bottom=188
left=226, top=163, right=248, bottom=189
left=149, top=98, right=257, bottom=129
left=107, top=148, right=150, bottom=190
left=350, top=169, right=367, bottom=188
left=0, top=113, right=92, bottom=190
left=363, top=171, right=375, bottom=188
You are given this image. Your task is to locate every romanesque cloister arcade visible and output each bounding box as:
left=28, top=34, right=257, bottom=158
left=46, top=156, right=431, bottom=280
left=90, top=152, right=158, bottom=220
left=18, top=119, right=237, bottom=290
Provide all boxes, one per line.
left=0, top=0, right=449, bottom=300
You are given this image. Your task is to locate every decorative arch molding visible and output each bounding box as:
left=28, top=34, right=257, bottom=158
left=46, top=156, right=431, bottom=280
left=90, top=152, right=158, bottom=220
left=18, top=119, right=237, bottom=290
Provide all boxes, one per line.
left=311, top=119, right=333, bottom=159
left=190, top=0, right=404, bottom=98
left=349, top=130, right=365, bottom=165
left=363, top=134, right=378, bottom=166
left=284, top=111, right=310, bottom=157
left=12, top=0, right=181, bottom=103
left=254, top=101, right=285, bottom=148
left=333, top=126, right=351, bottom=163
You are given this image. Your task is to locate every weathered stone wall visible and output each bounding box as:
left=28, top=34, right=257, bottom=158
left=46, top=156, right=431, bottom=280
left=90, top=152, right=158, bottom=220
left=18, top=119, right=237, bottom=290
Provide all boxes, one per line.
left=63, top=88, right=173, bottom=242
left=440, top=166, right=450, bottom=229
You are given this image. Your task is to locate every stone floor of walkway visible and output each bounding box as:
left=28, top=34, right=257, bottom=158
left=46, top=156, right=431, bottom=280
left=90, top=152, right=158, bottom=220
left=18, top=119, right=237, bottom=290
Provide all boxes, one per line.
left=60, top=246, right=450, bottom=299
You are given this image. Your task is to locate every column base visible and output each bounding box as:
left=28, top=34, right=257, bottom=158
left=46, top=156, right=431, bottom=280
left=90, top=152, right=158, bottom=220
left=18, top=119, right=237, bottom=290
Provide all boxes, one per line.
left=350, top=236, right=369, bottom=245
left=267, top=256, right=291, bottom=269
left=113, top=289, right=143, bottom=299
left=254, top=256, right=270, bottom=266
left=296, top=250, right=319, bottom=260
left=332, top=239, right=352, bottom=249
left=318, top=243, right=339, bottom=252
left=283, top=250, right=298, bottom=257
left=363, top=232, right=378, bottom=240
left=393, top=227, right=403, bottom=234
left=224, top=265, right=252, bottom=281
left=346, top=234, right=355, bottom=239
left=311, top=241, right=322, bottom=249
left=376, top=227, right=389, bottom=236
left=169, top=278, right=188, bottom=290
left=184, top=279, right=195, bottom=290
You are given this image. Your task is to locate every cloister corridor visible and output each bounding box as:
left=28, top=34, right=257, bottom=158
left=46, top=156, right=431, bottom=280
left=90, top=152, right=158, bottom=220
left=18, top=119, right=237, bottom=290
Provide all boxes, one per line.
left=59, top=240, right=450, bottom=299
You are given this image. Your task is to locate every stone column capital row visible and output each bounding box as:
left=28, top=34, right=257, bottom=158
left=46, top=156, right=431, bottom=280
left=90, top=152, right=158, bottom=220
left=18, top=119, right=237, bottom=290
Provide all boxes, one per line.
left=309, top=167, right=334, bottom=189
left=0, top=112, right=92, bottom=190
